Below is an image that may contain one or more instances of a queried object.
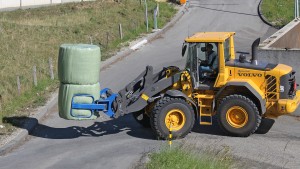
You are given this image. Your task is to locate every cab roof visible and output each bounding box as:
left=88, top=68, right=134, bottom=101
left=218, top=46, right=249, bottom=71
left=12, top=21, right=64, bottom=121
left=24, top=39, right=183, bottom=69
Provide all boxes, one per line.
left=185, top=32, right=235, bottom=43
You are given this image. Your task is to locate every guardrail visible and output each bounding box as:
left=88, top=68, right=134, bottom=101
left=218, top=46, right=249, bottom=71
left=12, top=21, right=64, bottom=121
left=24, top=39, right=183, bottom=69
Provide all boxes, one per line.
left=0, top=0, right=94, bottom=10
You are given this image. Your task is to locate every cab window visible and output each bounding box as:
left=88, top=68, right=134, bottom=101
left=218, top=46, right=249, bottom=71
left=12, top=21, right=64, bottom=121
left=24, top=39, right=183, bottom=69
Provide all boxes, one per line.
left=224, top=39, right=230, bottom=61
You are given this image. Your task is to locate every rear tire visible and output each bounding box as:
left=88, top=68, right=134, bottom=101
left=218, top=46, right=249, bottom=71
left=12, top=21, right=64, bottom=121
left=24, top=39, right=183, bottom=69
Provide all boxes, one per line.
left=150, top=97, right=195, bottom=139
left=132, top=110, right=151, bottom=128
left=217, top=94, right=261, bottom=137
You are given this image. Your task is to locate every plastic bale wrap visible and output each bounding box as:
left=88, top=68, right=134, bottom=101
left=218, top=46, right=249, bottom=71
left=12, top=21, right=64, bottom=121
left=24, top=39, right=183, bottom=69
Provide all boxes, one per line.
left=58, top=83, right=100, bottom=120
left=58, top=44, right=101, bottom=85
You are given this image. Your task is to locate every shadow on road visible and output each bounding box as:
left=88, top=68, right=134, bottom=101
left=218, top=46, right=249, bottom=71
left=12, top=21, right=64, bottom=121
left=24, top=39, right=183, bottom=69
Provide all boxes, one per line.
left=3, top=115, right=275, bottom=140
left=192, top=117, right=275, bottom=136
left=3, top=115, right=155, bottom=140
left=192, top=117, right=226, bottom=136
left=255, top=118, right=275, bottom=134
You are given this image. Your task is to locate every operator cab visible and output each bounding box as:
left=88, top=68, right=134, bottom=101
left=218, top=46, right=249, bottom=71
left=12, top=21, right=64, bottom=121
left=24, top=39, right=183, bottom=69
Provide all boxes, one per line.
left=182, top=32, right=235, bottom=90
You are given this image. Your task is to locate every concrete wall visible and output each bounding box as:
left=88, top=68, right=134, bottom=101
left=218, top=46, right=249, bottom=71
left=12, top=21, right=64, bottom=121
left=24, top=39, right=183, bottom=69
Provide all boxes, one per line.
left=270, top=22, right=300, bottom=49
left=258, top=50, right=300, bottom=80
left=0, top=0, right=94, bottom=10
left=61, top=0, right=81, bottom=3
left=52, top=0, right=62, bottom=4
left=22, top=0, right=51, bottom=7
left=0, top=0, right=20, bottom=9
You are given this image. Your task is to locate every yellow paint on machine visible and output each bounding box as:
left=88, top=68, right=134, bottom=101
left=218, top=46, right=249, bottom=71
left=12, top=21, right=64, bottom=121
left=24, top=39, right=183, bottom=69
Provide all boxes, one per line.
left=273, top=90, right=300, bottom=116
left=141, top=94, right=149, bottom=101
left=185, top=32, right=235, bottom=43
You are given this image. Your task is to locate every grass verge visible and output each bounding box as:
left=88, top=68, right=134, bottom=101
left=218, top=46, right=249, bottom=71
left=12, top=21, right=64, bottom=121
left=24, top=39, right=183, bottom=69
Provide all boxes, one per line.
left=261, top=0, right=295, bottom=27
left=0, top=0, right=177, bottom=135
left=144, top=144, right=233, bottom=169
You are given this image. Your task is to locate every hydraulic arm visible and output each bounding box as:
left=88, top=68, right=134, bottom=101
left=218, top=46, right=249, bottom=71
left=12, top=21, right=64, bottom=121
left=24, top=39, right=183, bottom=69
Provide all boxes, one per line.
left=70, top=66, right=181, bottom=119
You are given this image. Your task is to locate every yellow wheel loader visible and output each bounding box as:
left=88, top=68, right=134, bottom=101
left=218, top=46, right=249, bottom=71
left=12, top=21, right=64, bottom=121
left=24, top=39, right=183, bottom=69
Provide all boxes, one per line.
left=70, top=32, right=300, bottom=139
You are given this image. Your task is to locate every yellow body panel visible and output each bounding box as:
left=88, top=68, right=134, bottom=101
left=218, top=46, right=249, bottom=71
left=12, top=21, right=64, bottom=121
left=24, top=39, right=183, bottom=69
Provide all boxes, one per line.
left=265, top=90, right=300, bottom=118
left=231, top=68, right=266, bottom=98
left=180, top=71, right=193, bottom=98
left=185, top=32, right=235, bottom=43
left=224, top=79, right=265, bottom=99
left=278, top=91, right=300, bottom=113
left=141, top=94, right=149, bottom=101
left=263, top=64, right=294, bottom=117
left=214, top=42, right=226, bottom=87
left=229, top=35, right=236, bottom=59
left=173, top=32, right=299, bottom=122
left=267, top=64, right=292, bottom=77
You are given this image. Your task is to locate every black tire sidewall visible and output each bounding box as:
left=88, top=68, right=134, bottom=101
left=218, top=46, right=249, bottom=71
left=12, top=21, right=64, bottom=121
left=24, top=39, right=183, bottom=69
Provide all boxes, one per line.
left=218, top=96, right=258, bottom=136
left=156, top=100, right=194, bottom=138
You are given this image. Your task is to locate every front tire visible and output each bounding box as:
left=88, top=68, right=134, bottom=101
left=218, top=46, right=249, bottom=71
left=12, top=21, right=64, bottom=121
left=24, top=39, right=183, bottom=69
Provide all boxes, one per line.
left=217, top=94, right=261, bottom=137
left=150, top=97, right=195, bottom=139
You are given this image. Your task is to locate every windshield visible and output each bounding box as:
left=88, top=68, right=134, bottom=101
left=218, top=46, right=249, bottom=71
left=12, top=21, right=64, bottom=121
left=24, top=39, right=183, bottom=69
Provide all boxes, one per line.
left=185, top=43, right=218, bottom=69
left=224, top=39, right=230, bottom=61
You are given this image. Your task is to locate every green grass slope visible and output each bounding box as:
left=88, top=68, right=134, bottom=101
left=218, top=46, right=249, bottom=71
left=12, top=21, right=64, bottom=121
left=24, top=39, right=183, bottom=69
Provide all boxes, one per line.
left=261, top=0, right=295, bottom=27
left=0, top=0, right=176, bottom=134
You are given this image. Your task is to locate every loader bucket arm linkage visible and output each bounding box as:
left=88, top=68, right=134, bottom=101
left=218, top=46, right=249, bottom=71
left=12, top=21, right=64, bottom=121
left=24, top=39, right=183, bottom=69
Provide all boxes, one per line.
left=71, top=66, right=181, bottom=119
left=113, top=66, right=181, bottom=118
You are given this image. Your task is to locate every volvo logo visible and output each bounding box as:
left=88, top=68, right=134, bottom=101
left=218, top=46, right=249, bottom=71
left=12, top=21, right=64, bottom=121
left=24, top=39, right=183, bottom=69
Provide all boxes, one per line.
left=237, top=73, right=263, bottom=77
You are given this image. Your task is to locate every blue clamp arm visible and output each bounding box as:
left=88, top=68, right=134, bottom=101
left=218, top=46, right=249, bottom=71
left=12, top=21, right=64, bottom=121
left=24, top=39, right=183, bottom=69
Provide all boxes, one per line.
left=70, top=89, right=118, bottom=119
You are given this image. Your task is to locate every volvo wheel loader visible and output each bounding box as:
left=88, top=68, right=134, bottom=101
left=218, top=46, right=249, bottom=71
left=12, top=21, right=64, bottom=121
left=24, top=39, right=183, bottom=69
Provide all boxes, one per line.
left=71, top=32, right=300, bottom=139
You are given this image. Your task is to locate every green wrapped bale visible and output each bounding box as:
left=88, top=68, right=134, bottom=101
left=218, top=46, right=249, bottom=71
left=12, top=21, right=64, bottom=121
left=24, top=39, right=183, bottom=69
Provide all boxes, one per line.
left=58, top=44, right=101, bottom=85
left=58, top=83, right=100, bottom=120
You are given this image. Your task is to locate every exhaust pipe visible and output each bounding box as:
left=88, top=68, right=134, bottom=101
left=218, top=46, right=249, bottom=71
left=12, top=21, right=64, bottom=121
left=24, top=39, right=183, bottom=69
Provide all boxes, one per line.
left=251, top=38, right=260, bottom=65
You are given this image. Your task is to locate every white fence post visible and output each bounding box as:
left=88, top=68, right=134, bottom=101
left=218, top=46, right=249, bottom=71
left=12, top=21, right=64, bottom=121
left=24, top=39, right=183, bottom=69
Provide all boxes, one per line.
left=49, top=58, right=54, bottom=80
left=17, top=76, right=21, bottom=95
left=119, top=24, right=123, bottom=40
left=153, top=4, right=159, bottom=30
left=33, top=66, right=37, bottom=86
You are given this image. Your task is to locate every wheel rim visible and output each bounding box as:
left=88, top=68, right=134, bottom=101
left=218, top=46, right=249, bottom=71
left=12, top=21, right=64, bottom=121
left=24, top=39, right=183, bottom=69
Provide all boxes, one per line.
left=165, top=109, right=186, bottom=131
left=226, top=106, right=248, bottom=128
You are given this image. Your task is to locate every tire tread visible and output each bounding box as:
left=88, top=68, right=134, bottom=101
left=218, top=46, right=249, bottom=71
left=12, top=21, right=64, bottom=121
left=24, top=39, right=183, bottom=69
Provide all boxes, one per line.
left=217, top=94, right=261, bottom=137
left=150, top=97, right=195, bottom=139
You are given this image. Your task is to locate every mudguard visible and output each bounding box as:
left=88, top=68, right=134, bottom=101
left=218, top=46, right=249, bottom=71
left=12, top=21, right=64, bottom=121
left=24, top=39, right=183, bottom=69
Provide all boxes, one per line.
left=165, top=90, right=198, bottom=115
left=214, top=81, right=266, bottom=114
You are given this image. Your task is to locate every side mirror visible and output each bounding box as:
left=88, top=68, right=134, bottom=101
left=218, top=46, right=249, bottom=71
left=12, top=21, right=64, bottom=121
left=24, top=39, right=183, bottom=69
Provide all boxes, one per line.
left=182, top=43, right=187, bottom=57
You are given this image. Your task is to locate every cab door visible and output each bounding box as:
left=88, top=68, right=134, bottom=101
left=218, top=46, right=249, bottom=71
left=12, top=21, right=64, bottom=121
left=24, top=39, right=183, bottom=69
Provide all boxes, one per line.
left=214, top=40, right=230, bottom=88
left=185, top=43, right=200, bottom=88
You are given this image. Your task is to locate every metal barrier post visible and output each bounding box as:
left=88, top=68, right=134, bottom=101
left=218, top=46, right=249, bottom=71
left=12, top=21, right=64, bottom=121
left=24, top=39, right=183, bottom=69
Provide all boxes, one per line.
left=296, top=0, right=299, bottom=18
left=297, top=0, right=300, bottom=17
left=153, top=5, right=158, bottom=29
left=145, top=0, right=149, bottom=32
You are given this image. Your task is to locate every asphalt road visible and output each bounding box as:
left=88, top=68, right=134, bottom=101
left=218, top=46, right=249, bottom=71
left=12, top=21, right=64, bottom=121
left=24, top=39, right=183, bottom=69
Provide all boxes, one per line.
left=1, top=0, right=300, bottom=168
